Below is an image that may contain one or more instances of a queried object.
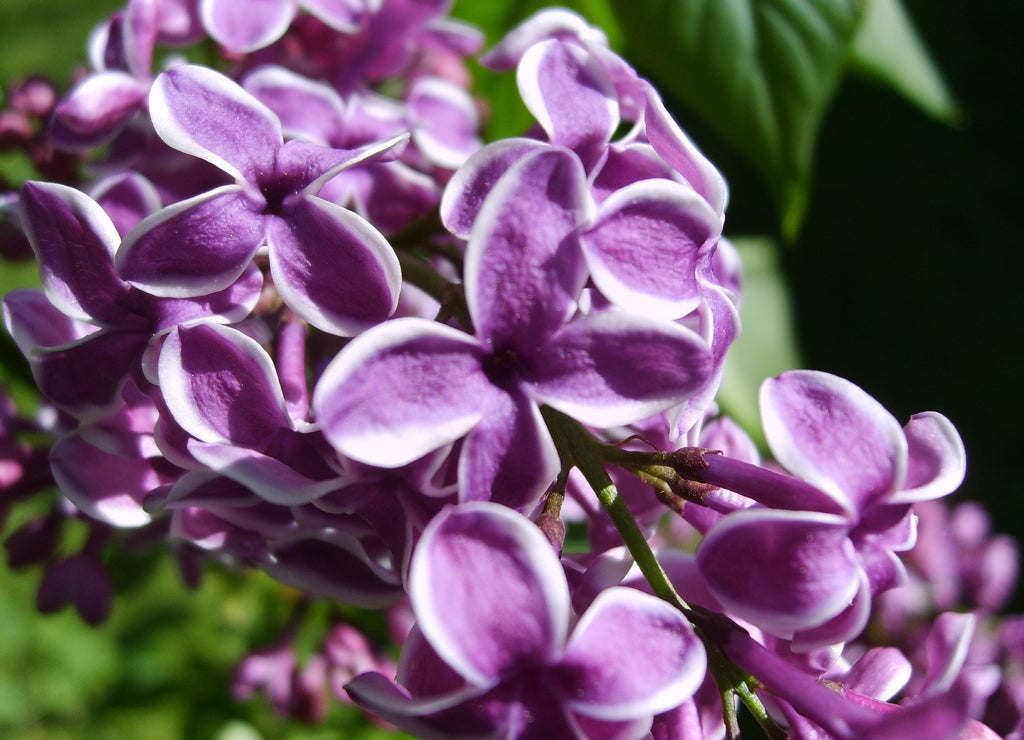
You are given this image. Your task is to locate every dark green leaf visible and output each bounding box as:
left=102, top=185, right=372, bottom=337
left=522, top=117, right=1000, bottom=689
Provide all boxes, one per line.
left=610, top=0, right=867, bottom=239
left=849, top=0, right=961, bottom=125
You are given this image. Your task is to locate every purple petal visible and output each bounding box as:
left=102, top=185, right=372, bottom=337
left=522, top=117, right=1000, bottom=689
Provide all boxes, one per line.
left=895, top=412, right=966, bottom=503
left=923, top=612, right=976, bottom=694
left=116, top=186, right=265, bottom=297
left=696, top=509, right=861, bottom=637
left=268, top=196, right=400, bottom=335
left=301, top=0, right=360, bottom=30
left=158, top=323, right=290, bottom=445
left=280, top=135, right=409, bottom=195
left=186, top=441, right=343, bottom=505
left=843, top=648, right=913, bottom=701
left=556, top=587, right=706, bottom=720
left=2, top=288, right=93, bottom=353
left=439, top=137, right=547, bottom=239
left=149, top=64, right=280, bottom=180
left=147, top=263, right=263, bottom=329
left=760, top=370, right=908, bottom=516
left=313, top=318, right=491, bottom=467
left=50, top=432, right=160, bottom=527
left=480, top=8, right=607, bottom=71
left=517, top=39, right=618, bottom=171
left=90, top=171, right=163, bottom=236
left=458, top=387, right=561, bottom=512
left=200, top=0, right=293, bottom=52
left=642, top=85, right=728, bottom=217
left=265, top=537, right=406, bottom=607
left=409, top=502, right=569, bottom=686
left=49, top=71, right=146, bottom=149
left=465, top=146, right=589, bottom=346
left=20, top=181, right=129, bottom=324
left=243, top=65, right=346, bottom=144
left=581, top=179, right=720, bottom=319
left=408, top=76, right=481, bottom=169
left=32, top=329, right=150, bottom=420
left=789, top=571, right=872, bottom=650
left=529, top=312, right=712, bottom=428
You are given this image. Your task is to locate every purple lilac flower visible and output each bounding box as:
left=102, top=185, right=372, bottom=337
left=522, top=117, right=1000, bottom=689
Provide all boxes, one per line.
left=694, top=369, right=967, bottom=649
left=314, top=146, right=713, bottom=513
left=346, top=502, right=707, bottom=739
left=114, top=64, right=404, bottom=336
left=5, top=180, right=261, bottom=419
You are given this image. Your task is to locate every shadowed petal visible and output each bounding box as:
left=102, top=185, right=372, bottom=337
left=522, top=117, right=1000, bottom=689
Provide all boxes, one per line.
left=439, top=137, right=547, bottom=239
left=556, top=587, right=706, bottom=720
left=32, top=329, right=150, bottom=420
left=517, top=39, right=618, bottom=171
left=760, top=370, right=908, bottom=515
left=50, top=432, right=162, bottom=527
left=243, top=65, right=346, bottom=144
left=50, top=71, right=147, bottom=149
left=149, top=64, right=280, bottom=179
left=458, top=387, right=560, bottom=511
left=269, top=196, right=400, bottom=336
left=696, top=508, right=861, bottom=637
left=20, top=181, right=129, bottom=324
left=3, top=288, right=95, bottom=354
left=642, top=85, right=728, bottom=217
left=117, top=185, right=265, bottom=297
left=895, top=412, right=966, bottom=503
left=530, top=312, right=712, bottom=428
left=581, top=179, right=720, bottom=320
left=158, top=323, right=291, bottom=446
left=313, top=318, right=491, bottom=467
left=200, top=0, right=293, bottom=52
left=187, top=441, right=344, bottom=505
left=409, top=502, right=570, bottom=686
left=465, top=146, right=589, bottom=346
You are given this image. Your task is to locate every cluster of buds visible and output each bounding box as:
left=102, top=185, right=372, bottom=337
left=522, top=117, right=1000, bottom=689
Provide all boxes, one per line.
left=0, top=1, right=1020, bottom=737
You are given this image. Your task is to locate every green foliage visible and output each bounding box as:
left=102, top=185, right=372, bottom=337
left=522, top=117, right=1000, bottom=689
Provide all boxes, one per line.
left=849, top=0, right=962, bottom=126
left=609, top=0, right=867, bottom=240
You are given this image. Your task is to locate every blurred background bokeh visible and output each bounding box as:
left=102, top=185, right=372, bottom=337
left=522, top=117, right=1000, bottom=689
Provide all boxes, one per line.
left=1, top=0, right=1020, bottom=737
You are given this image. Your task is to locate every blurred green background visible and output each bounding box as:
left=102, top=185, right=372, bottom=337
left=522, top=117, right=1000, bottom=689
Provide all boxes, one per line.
left=1, top=0, right=1022, bottom=737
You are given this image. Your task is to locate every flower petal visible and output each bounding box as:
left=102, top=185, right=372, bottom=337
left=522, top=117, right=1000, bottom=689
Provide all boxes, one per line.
left=556, top=587, right=706, bottom=720
left=199, top=0, right=293, bottom=52
left=642, top=85, right=728, bottom=217
left=760, top=370, right=908, bottom=515
left=517, top=39, right=618, bottom=171
left=580, top=179, right=720, bottom=320
left=895, top=412, right=966, bottom=503
left=696, top=508, right=861, bottom=637
left=439, top=137, right=547, bottom=239
left=116, top=186, right=265, bottom=297
left=458, top=387, right=560, bottom=512
left=19, top=181, right=129, bottom=324
left=149, top=64, right=280, bottom=180
left=465, top=146, right=589, bottom=346
left=158, top=323, right=291, bottom=446
left=50, top=431, right=162, bottom=527
left=268, top=196, right=400, bottom=336
left=529, top=311, right=712, bottom=428
left=313, top=318, right=491, bottom=468
left=409, top=502, right=570, bottom=686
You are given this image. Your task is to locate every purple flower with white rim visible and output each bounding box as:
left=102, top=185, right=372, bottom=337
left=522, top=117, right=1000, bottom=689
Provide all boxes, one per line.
left=346, top=501, right=707, bottom=739
left=4, top=180, right=261, bottom=419
left=157, top=321, right=345, bottom=505
left=695, top=369, right=967, bottom=649
left=314, top=146, right=713, bottom=512
left=50, top=0, right=160, bottom=150
left=199, top=0, right=360, bottom=53
left=115, top=64, right=405, bottom=336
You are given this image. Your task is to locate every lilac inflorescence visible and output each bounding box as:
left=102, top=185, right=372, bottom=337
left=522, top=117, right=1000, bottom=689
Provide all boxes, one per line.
left=0, top=2, right=1019, bottom=738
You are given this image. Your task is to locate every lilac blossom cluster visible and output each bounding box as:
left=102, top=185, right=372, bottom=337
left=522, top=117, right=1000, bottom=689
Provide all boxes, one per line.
left=0, top=1, right=1020, bottom=738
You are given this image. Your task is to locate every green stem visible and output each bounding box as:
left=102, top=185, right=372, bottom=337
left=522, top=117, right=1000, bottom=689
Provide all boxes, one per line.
left=541, top=407, right=784, bottom=739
